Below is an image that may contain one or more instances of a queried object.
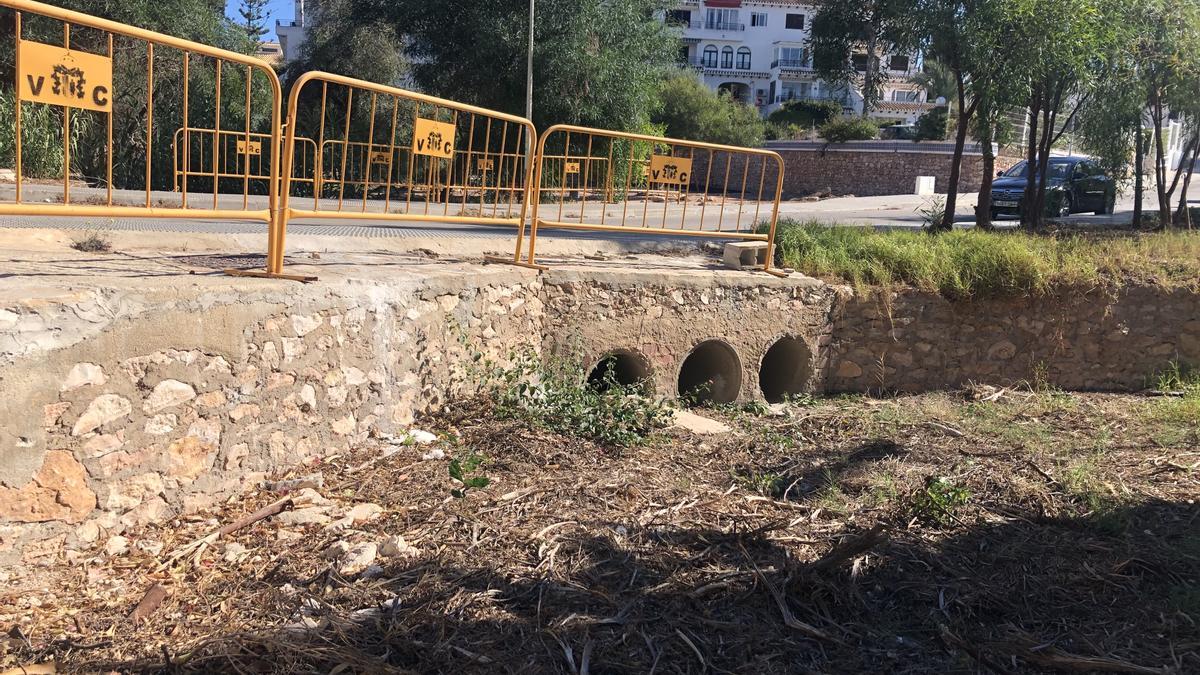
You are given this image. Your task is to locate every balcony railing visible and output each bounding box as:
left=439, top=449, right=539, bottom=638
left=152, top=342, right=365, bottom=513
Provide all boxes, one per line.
left=685, top=59, right=751, bottom=71
left=691, top=21, right=744, bottom=31
left=771, top=60, right=812, bottom=70
left=775, top=95, right=853, bottom=106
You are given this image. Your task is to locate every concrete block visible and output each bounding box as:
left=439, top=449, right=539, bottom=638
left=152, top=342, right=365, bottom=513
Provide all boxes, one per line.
left=723, top=241, right=768, bottom=271
left=915, top=176, right=936, bottom=195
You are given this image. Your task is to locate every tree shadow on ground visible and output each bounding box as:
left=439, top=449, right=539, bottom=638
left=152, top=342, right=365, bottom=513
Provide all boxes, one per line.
left=87, top=498, right=1199, bottom=674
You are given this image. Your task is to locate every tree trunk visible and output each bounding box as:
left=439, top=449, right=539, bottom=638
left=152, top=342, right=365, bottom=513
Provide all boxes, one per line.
left=1021, top=98, right=1041, bottom=228
left=1174, top=130, right=1199, bottom=228
left=862, top=22, right=879, bottom=118
left=976, top=110, right=996, bottom=230
left=940, top=71, right=971, bottom=231
left=1032, top=98, right=1057, bottom=228
left=1134, top=118, right=1144, bottom=226
left=1151, top=90, right=1171, bottom=227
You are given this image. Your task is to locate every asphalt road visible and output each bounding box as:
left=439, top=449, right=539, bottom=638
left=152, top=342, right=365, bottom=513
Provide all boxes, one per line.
left=0, top=182, right=1166, bottom=242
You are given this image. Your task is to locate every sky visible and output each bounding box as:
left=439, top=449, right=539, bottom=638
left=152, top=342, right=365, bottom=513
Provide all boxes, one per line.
left=224, top=0, right=293, bottom=42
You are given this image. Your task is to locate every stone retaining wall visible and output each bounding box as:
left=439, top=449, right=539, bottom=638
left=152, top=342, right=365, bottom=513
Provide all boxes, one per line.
left=691, top=148, right=1021, bottom=198
left=826, top=286, right=1200, bottom=392
left=2, top=269, right=1199, bottom=564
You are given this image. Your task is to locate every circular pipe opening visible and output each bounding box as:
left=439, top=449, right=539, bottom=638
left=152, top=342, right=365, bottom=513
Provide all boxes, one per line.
left=587, top=349, right=652, bottom=392
left=758, top=336, right=813, bottom=403
left=677, top=340, right=742, bottom=405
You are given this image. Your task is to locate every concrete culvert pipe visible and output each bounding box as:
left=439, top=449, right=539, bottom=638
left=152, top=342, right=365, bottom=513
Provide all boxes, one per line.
left=587, top=349, right=652, bottom=392
left=758, top=336, right=813, bottom=403
left=677, top=339, right=742, bottom=405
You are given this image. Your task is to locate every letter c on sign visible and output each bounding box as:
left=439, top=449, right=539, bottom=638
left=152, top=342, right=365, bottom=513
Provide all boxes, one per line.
left=92, top=85, right=109, bottom=109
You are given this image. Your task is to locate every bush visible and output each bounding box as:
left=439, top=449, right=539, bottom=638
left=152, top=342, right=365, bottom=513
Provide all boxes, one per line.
left=654, top=73, right=764, bottom=147
left=487, top=352, right=672, bottom=448
left=914, top=106, right=951, bottom=141
left=767, top=99, right=841, bottom=129
left=819, top=117, right=878, bottom=143
left=764, top=121, right=803, bottom=141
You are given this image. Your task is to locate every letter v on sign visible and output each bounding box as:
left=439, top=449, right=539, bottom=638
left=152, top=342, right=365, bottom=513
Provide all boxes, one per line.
left=18, top=39, right=113, bottom=113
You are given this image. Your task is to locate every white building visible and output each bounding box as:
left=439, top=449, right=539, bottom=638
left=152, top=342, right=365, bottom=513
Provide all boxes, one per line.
left=667, top=0, right=933, bottom=122
left=276, top=0, right=317, bottom=63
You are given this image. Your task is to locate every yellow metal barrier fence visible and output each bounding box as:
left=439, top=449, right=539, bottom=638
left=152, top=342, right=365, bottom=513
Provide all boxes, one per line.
left=172, top=127, right=317, bottom=196
left=0, top=0, right=290, bottom=277
left=271, top=71, right=539, bottom=276
left=517, top=124, right=786, bottom=275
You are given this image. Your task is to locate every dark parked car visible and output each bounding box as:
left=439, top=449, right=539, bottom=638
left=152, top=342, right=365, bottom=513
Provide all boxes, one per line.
left=990, top=157, right=1116, bottom=219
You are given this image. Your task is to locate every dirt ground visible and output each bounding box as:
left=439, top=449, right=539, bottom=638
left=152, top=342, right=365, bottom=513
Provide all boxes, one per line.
left=2, top=386, right=1198, bottom=674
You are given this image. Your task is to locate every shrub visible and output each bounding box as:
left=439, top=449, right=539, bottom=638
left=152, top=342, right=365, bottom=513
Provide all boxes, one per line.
left=654, top=73, right=765, bottom=147
left=70, top=232, right=113, bottom=253
left=488, top=352, right=672, bottom=448
left=914, top=105, right=950, bottom=141
left=819, top=117, right=878, bottom=143
left=767, top=99, right=842, bottom=129
left=764, top=121, right=803, bottom=141
left=912, top=476, right=971, bottom=526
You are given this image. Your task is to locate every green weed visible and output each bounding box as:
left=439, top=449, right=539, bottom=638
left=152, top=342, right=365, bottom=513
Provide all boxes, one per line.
left=912, top=476, right=971, bottom=526
left=488, top=351, right=672, bottom=448
left=448, top=452, right=490, bottom=499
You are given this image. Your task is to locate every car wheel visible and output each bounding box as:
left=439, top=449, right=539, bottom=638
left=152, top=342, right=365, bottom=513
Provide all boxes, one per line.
left=1057, top=196, right=1072, bottom=218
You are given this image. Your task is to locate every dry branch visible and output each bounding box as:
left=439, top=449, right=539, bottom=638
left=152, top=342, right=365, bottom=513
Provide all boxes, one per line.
left=809, top=525, right=889, bottom=574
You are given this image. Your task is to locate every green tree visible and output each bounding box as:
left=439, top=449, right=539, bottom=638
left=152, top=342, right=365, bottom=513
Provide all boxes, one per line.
left=1011, top=0, right=1121, bottom=228
left=238, top=0, right=270, bottom=41
left=909, top=58, right=955, bottom=104
left=809, top=0, right=923, bottom=117
left=351, top=0, right=679, bottom=132
left=281, top=0, right=406, bottom=87
left=913, top=105, right=949, bottom=140
left=1135, top=0, right=1200, bottom=227
left=0, top=0, right=265, bottom=192
left=653, top=73, right=764, bottom=147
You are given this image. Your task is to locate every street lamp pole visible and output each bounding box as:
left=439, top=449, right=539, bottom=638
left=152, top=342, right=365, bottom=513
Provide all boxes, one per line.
left=526, top=0, right=535, bottom=122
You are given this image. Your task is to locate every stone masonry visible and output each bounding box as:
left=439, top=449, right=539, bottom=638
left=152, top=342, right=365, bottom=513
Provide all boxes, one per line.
left=2, top=262, right=1199, bottom=564
left=691, top=147, right=1021, bottom=198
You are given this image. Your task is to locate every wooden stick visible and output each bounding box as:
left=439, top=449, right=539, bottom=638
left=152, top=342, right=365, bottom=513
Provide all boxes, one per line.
left=128, top=584, right=169, bottom=624
left=809, top=525, right=888, bottom=574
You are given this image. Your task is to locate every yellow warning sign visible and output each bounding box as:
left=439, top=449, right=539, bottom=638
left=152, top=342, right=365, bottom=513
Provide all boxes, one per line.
left=236, top=139, right=262, bottom=156
left=564, top=161, right=581, bottom=175
left=412, top=118, right=455, bottom=159
left=649, top=155, right=692, bottom=185
left=17, top=39, right=112, bottom=113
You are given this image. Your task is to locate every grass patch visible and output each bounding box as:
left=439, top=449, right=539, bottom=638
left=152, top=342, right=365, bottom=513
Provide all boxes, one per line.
left=770, top=220, right=1200, bottom=299
left=1144, top=362, right=1200, bottom=443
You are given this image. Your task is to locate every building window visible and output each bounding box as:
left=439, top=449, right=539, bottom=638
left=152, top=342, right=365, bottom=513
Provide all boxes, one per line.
left=666, top=10, right=691, bottom=27
left=702, top=45, right=718, bottom=68
left=737, top=47, right=751, bottom=70
left=889, top=55, right=910, bottom=71
left=785, top=14, right=805, bottom=30
left=750, top=12, right=768, bottom=27
left=776, top=47, right=806, bottom=68
left=851, top=53, right=869, bottom=72
left=721, top=46, right=734, bottom=69
left=706, top=8, right=739, bottom=30
left=891, top=90, right=920, bottom=102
